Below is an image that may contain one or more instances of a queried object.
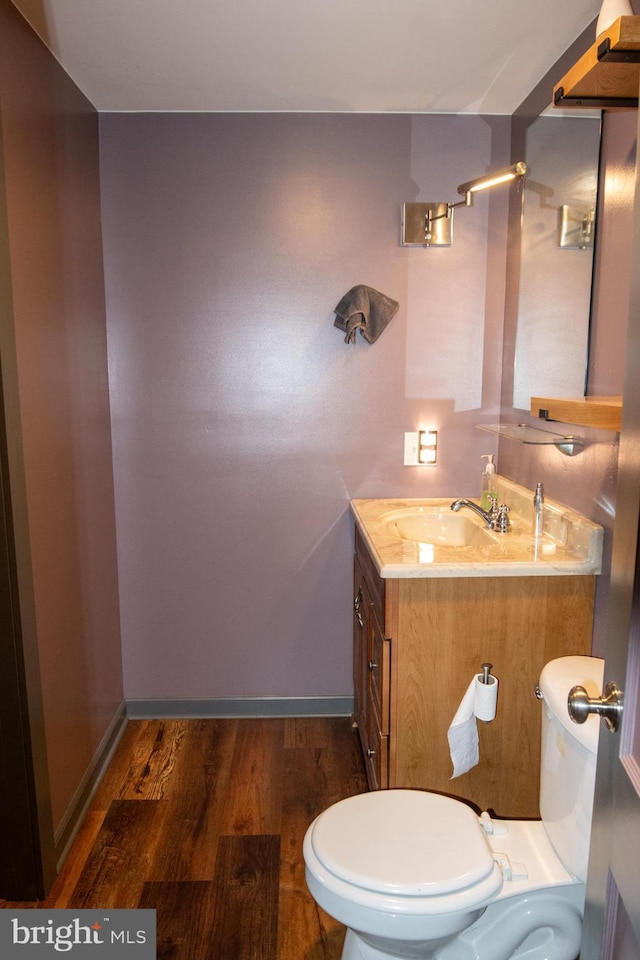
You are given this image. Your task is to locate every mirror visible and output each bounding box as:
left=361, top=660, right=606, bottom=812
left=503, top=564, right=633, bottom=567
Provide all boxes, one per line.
left=512, top=108, right=601, bottom=409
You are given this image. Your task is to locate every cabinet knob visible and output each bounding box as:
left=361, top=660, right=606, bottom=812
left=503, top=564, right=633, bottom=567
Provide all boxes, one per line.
left=367, top=747, right=376, bottom=758
left=368, top=660, right=378, bottom=671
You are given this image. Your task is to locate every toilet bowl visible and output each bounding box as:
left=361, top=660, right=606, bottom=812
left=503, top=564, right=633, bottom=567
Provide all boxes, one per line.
left=303, top=655, right=603, bottom=960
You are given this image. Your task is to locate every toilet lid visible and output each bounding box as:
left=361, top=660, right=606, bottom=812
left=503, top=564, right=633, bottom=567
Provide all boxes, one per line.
left=310, top=790, right=496, bottom=897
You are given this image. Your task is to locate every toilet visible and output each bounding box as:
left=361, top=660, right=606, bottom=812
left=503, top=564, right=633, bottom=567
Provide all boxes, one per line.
left=304, top=655, right=604, bottom=960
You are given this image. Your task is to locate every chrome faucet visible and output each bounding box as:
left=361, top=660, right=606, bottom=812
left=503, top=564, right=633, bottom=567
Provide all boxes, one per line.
left=451, top=497, right=511, bottom=533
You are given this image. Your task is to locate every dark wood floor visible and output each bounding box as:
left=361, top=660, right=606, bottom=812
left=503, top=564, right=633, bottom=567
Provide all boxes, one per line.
left=1, top=717, right=368, bottom=959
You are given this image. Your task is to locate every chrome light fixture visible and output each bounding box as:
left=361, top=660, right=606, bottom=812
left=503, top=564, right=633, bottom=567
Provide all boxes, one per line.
left=401, top=161, right=527, bottom=247
left=418, top=429, right=438, bottom=465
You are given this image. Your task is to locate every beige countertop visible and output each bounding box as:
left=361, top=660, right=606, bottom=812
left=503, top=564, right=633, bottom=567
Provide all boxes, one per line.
left=351, top=476, right=603, bottom=579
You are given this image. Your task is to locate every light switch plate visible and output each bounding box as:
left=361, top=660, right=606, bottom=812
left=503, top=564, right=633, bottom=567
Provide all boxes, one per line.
left=404, top=432, right=419, bottom=466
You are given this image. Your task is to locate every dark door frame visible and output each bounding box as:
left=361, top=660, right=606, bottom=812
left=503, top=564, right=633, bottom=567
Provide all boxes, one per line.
left=0, top=375, right=47, bottom=900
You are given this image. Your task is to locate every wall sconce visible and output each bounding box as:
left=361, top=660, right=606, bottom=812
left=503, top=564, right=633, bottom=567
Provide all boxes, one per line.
left=557, top=204, right=596, bottom=249
left=401, top=162, right=527, bottom=247
left=418, top=429, right=438, bottom=465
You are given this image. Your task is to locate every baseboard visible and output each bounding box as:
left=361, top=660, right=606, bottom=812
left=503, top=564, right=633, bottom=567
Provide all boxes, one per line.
left=125, top=696, right=354, bottom=719
left=54, top=700, right=128, bottom=871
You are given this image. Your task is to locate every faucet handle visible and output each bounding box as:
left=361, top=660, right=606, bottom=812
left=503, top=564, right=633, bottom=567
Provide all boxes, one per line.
left=495, top=503, right=511, bottom=533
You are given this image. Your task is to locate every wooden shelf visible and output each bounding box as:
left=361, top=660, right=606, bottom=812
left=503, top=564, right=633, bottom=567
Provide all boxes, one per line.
left=531, top=395, right=622, bottom=432
left=554, top=16, right=640, bottom=108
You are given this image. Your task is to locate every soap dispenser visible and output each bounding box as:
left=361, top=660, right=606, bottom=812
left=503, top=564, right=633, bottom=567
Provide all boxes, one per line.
left=480, top=454, right=496, bottom=511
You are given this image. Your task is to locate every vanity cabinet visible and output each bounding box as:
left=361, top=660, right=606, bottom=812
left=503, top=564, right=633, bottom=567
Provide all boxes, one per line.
left=352, top=528, right=595, bottom=818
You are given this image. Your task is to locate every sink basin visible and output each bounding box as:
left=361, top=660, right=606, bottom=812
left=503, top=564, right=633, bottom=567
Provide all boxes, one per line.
left=382, top=507, right=497, bottom=547
left=351, top=482, right=604, bottom=578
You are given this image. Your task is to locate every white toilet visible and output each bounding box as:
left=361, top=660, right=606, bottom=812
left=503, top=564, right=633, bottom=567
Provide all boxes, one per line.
left=304, top=655, right=604, bottom=960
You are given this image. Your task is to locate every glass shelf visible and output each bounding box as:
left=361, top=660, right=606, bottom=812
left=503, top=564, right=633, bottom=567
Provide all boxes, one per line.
left=477, top=423, right=584, bottom=456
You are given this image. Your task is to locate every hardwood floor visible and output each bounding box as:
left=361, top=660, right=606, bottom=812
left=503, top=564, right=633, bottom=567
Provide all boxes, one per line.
left=0, top=717, right=368, bottom=959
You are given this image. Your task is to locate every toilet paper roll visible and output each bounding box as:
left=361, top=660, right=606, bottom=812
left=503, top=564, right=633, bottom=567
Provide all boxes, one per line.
left=474, top=673, right=498, bottom=722
left=447, top=673, right=499, bottom=779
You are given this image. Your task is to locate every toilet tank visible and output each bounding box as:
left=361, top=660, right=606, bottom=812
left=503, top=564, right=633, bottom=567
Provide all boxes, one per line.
left=538, top=655, right=605, bottom=883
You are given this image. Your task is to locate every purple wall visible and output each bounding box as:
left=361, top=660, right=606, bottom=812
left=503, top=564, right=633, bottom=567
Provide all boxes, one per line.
left=0, top=0, right=123, bottom=836
left=589, top=111, right=637, bottom=396
left=99, top=112, right=511, bottom=702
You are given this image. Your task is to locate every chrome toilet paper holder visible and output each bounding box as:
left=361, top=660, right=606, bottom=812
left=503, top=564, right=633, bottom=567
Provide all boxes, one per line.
left=480, top=662, right=493, bottom=684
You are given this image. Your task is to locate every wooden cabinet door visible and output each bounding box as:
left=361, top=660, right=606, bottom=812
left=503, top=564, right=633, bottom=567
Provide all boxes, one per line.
left=366, top=605, right=390, bottom=789
left=353, top=541, right=390, bottom=790
left=352, top=552, right=367, bottom=736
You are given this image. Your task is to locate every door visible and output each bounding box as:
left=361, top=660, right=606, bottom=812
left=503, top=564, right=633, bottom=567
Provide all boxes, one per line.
left=0, top=111, right=55, bottom=900
left=580, top=99, right=640, bottom=959
left=581, top=479, right=640, bottom=958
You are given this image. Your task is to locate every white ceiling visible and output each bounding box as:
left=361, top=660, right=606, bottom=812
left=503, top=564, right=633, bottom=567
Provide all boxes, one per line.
left=10, top=0, right=602, bottom=114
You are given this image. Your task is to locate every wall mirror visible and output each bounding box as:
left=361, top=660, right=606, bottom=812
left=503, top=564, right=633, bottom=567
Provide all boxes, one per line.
left=512, top=107, right=601, bottom=410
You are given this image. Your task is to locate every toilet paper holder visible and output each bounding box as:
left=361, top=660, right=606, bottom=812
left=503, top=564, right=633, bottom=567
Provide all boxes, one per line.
left=480, top=662, right=493, bottom=684
left=448, top=662, right=499, bottom=778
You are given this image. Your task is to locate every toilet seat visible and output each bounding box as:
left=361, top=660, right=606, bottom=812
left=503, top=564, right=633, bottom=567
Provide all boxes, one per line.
left=307, top=790, right=503, bottom=912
